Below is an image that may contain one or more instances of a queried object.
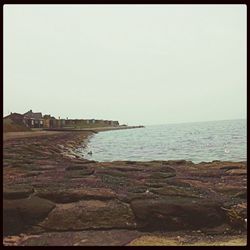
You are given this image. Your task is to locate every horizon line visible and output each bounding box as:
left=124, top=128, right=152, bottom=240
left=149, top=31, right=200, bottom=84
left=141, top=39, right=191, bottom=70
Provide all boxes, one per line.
left=143, top=118, right=246, bottom=126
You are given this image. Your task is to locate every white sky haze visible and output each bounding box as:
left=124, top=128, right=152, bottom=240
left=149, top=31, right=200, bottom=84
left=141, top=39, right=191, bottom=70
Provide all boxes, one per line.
left=3, top=4, right=246, bottom=125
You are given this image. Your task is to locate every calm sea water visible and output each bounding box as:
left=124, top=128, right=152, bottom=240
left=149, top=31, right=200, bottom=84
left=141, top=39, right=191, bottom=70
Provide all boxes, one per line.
left=75, top=119, right=247, bottom=163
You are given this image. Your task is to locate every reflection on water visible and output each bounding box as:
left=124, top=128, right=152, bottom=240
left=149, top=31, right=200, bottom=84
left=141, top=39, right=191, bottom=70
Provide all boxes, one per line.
left=75, top=119, right=246, bottom=163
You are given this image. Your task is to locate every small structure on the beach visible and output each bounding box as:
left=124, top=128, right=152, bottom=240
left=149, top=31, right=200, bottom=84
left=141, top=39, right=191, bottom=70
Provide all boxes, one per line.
left=105, top=120, right=119, bottom=126
left=56, top=118, right=65, bottom=128
left=43, top=115, right=51, bottom=128
left=43, top=115, right=57, bottom=128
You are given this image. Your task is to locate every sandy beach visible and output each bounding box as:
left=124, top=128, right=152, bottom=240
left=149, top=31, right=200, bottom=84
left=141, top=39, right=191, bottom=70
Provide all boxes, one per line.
left=3, top=130, right=247, bottom=246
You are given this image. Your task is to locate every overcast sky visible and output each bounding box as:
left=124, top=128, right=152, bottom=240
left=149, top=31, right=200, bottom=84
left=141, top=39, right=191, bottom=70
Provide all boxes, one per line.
left=4, top=4, right=246, bottom=125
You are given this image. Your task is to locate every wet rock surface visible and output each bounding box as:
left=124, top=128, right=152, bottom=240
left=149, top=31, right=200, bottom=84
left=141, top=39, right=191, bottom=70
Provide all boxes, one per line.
left=3, top=196, right=55, bottom=235
left=3, top=131, right=247, bottom=245
left=130, top=198, right=226, bottom=230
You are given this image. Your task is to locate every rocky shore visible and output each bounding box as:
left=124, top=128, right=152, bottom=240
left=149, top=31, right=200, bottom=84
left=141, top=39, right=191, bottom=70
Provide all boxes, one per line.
left=3, top=130, right=247, bottom=246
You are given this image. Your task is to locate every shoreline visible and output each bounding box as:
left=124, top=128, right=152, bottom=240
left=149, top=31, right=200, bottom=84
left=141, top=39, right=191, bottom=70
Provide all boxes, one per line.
left=3, top=125, right=144, bottom=141
left=43, top=125, right=145, bottom=132
left=3, top=130, right=247, bottom=246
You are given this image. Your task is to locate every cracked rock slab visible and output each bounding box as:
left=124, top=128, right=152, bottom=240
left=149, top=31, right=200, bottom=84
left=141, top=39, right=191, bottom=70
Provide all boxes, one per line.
left=39, top=199, right=136, bottom=231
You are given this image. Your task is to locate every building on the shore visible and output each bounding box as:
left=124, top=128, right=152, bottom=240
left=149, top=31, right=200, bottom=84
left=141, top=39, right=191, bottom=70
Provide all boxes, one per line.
left=4, top=111, right=45, bottom=129
left=93, top=119, right=119, bottom=126
left=43, top=115, right=67, bottom=128
left=64, top=119, right=79, bottom=127
left=64, top=119, right=74, bottom=127
left=105, top=120, right=119, bottom=126
left=56, top=118, right=65, bottom=128
left=4, top=110, right=120, bottom=129
left=62, top=118, right=120, bottom=128
left=64, top=119, right=99, bottom=127
left=84, top=119, right=95, bottom=125
left=112, top=121, right=119, bottom=126
left=43, top=115, right=51, bottom=128
left=61, top=119, right=66, bottom=127
left=23, top=110, right=44, bottom=128
left=4, top=112, right=27, bottom=127
left=43, top=115, right=57, bottom=128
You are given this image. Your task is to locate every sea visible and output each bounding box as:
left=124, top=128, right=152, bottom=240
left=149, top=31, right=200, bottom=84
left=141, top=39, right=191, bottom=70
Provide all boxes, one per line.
left=75, top=119, right=247, bottom=163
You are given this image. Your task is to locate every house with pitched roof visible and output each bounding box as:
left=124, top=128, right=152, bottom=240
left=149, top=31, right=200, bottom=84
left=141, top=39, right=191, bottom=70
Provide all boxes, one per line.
left=23, top=110, right=44, bottom=128
left=4, top=113, right=25, bottom=125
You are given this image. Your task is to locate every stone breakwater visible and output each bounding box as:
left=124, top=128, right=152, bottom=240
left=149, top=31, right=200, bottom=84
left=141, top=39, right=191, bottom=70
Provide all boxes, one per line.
left=3, top=131, right=247, bottom=246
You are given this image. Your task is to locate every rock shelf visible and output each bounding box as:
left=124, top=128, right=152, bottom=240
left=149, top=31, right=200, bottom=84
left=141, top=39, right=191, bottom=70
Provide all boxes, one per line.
left=3, top=131, right=247, bottom=246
